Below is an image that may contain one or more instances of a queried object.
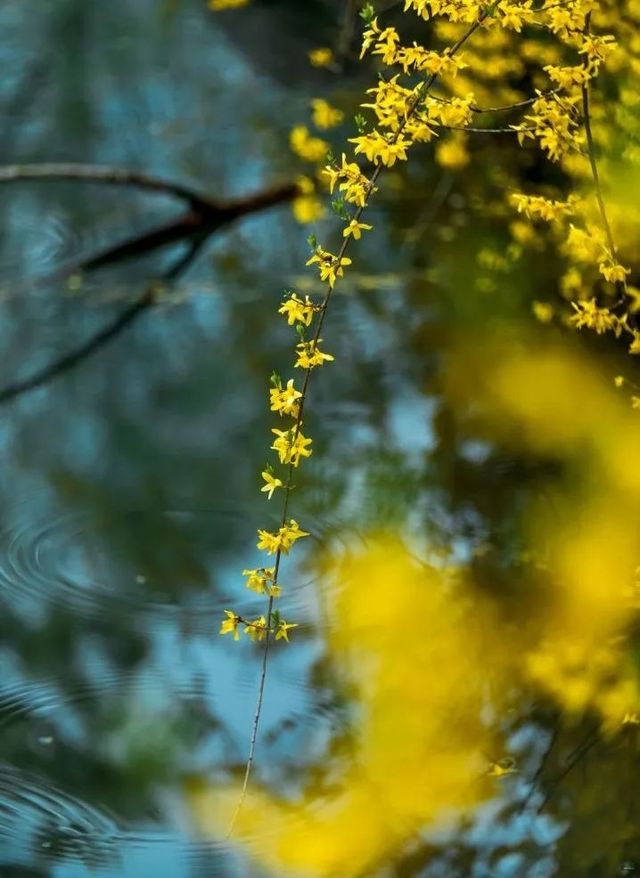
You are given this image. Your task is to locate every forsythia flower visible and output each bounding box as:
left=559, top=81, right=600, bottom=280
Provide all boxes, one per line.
left=306, top=247, right=352, bottom=288
left=261, top=470, right=284, bottom=499
left=487, top=758, right=517, bottom=777
left=278, top=293, right=316, bottom=327
left=323, top=154, right=376, bottom=207
left=279, top=519, right=310, bottom=551
left=269, top=378, right=303, bottom=417
left=290, top=126, right=329, bottom=163
left=308, top=47, right=333, bottom=67
left=569, top=299, right=623, bottom=336
left=275, top=620, right=299, bottom=642
left=599, top=262, right=630, bottom=284
left=245, top=616, right=268, bottom=642
left=343, top=219, right=373, bottom=240
left=208, top=0, right=249, bottom=9
left=257, top=519, right=310, bottom=555
left=348, top=131, right=411, bottom=167
left=510, top=193, right=574, bottom=222
left=294, top=340, right=335, bottom=369
left=293, top=197, right=325, bottom=224
left=243, top=567, right=276, bottom=594
left=435, top=135, right=470, bottom=169
left=311, top=98, right=344, bottom=130
left=219, top=610, right=241, bottom=640
left=533, top=301, right=554, bottom=323
left=271, top=427, right=313, bottom=466
left=292, top=176, right=325, bottom=225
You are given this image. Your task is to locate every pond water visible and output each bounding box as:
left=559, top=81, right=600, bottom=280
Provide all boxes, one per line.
left=0, top=2, right=442, bottom=875
left=3, top=2, right=636, bottom=877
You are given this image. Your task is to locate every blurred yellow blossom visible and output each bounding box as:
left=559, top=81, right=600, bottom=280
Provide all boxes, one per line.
left=308, top=47, right=334, bottom=68
left=311, top=98, right=343, bottom=130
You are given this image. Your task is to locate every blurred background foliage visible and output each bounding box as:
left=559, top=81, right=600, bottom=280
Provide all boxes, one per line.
left=1, top=0, right=640, bottom=876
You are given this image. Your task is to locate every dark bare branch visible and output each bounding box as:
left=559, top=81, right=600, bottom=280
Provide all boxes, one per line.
left=0, top=180, right=298, bottom=406
left=0, top=163, right=208, bottom=207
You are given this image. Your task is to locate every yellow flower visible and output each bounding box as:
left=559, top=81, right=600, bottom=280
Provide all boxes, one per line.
left=294, top=340, right=335, bottom=369
left=261, top=470, right=284, bottom=499
left=279, top=519, right=310, bottom=552
left=219, top=610, right=241, bottom=640
left=271, top=427, right=313, bottom=466
left=243, top=568, right=275, bottom=594
left=311, top=98, right=344, bottom=130
left=278, top=294, right=315, bottom=327
left=270, top=378, right=303, bottom=417
left=275, top=620, right=299, bottom=642
left=290, top=126, right=330, bottom=163
left=308, top=47, right=333, bottom=67
left=293, top=196, right=325, bottom=224
left=245, top=616, right=268, bottom=642
left=487, top=757, right=517, bottom=778
left=569, top=299, right=622, bottom=336
left=614, top=376, right=625, bottom=388
left=323, top=154, right=375, bottom=207
left=306, top=248, right=352, bottom=288
left=599, top=262, right=630, bottom=284
left=435, top=136, right=470, bottom=170
left=343, top=219, right=373, bottom=240
left=257, top=529, right=281, bottom=554
left=256, top=520, right=309, bottom=555
left=348, top=131, right=411, bottom=167
left=208, top=0, right=249, bottom=9
left=532, top=301, right=554, bottom=323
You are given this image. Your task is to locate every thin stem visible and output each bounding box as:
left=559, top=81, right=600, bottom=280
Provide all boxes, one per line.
left=431, top=122, right=536, bottom=133
left=429, top=88, right=559, bottom=114
left=536, top=727, right=601, bottom=815
left=580, top=13, right=627, bottom=300
left=227, top=6, right=489, bottom=835
left=518, top=716, right=559, bottom=813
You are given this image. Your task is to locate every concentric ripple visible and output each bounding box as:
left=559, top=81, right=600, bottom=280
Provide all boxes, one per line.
left=0, top=505, right=319, bottom=628
left=0, top=205, right=85, bottom=278
left=0, top=765, right=231, bottom=872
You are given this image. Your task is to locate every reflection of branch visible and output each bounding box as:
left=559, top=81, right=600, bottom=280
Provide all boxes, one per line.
left=80, top=178, right=299, bottom=272
left=0, top=236, right=207, bottom=406
left=518, top=717, right=559, bottom=813
left=0, top=163, right=207, bottom=206
left=0, top=175, right=298, bottom=405
left=0, top=289, right=153, bottom=405
left=536, top=726, right=601, bottom=815
left=8, top=176, right=298, bottom=284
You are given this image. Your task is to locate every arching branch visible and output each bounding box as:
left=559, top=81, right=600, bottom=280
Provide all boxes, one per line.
left=0, top=163, right=208, bottom=207
left=0, top=171, right=299, bottom=405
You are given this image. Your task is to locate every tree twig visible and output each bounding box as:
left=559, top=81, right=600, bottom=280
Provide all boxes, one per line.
left=0, top=180, right=298, bottom=405
left=0, top=236, right=207, bottom=406
left=2, top=178, right=297, bottom=291
left=226, top=6, right=490, bottom=836
left=536, top=728, right=601, bottom=815
left=580, top=13, right=627, bottom=300
left=0, top=163, right=208, bottom=207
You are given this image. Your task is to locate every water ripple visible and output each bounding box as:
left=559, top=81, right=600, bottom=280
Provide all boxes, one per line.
left=0, top=765, right=230, bottom=871
left=0, top=506, right=319, bottom=628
